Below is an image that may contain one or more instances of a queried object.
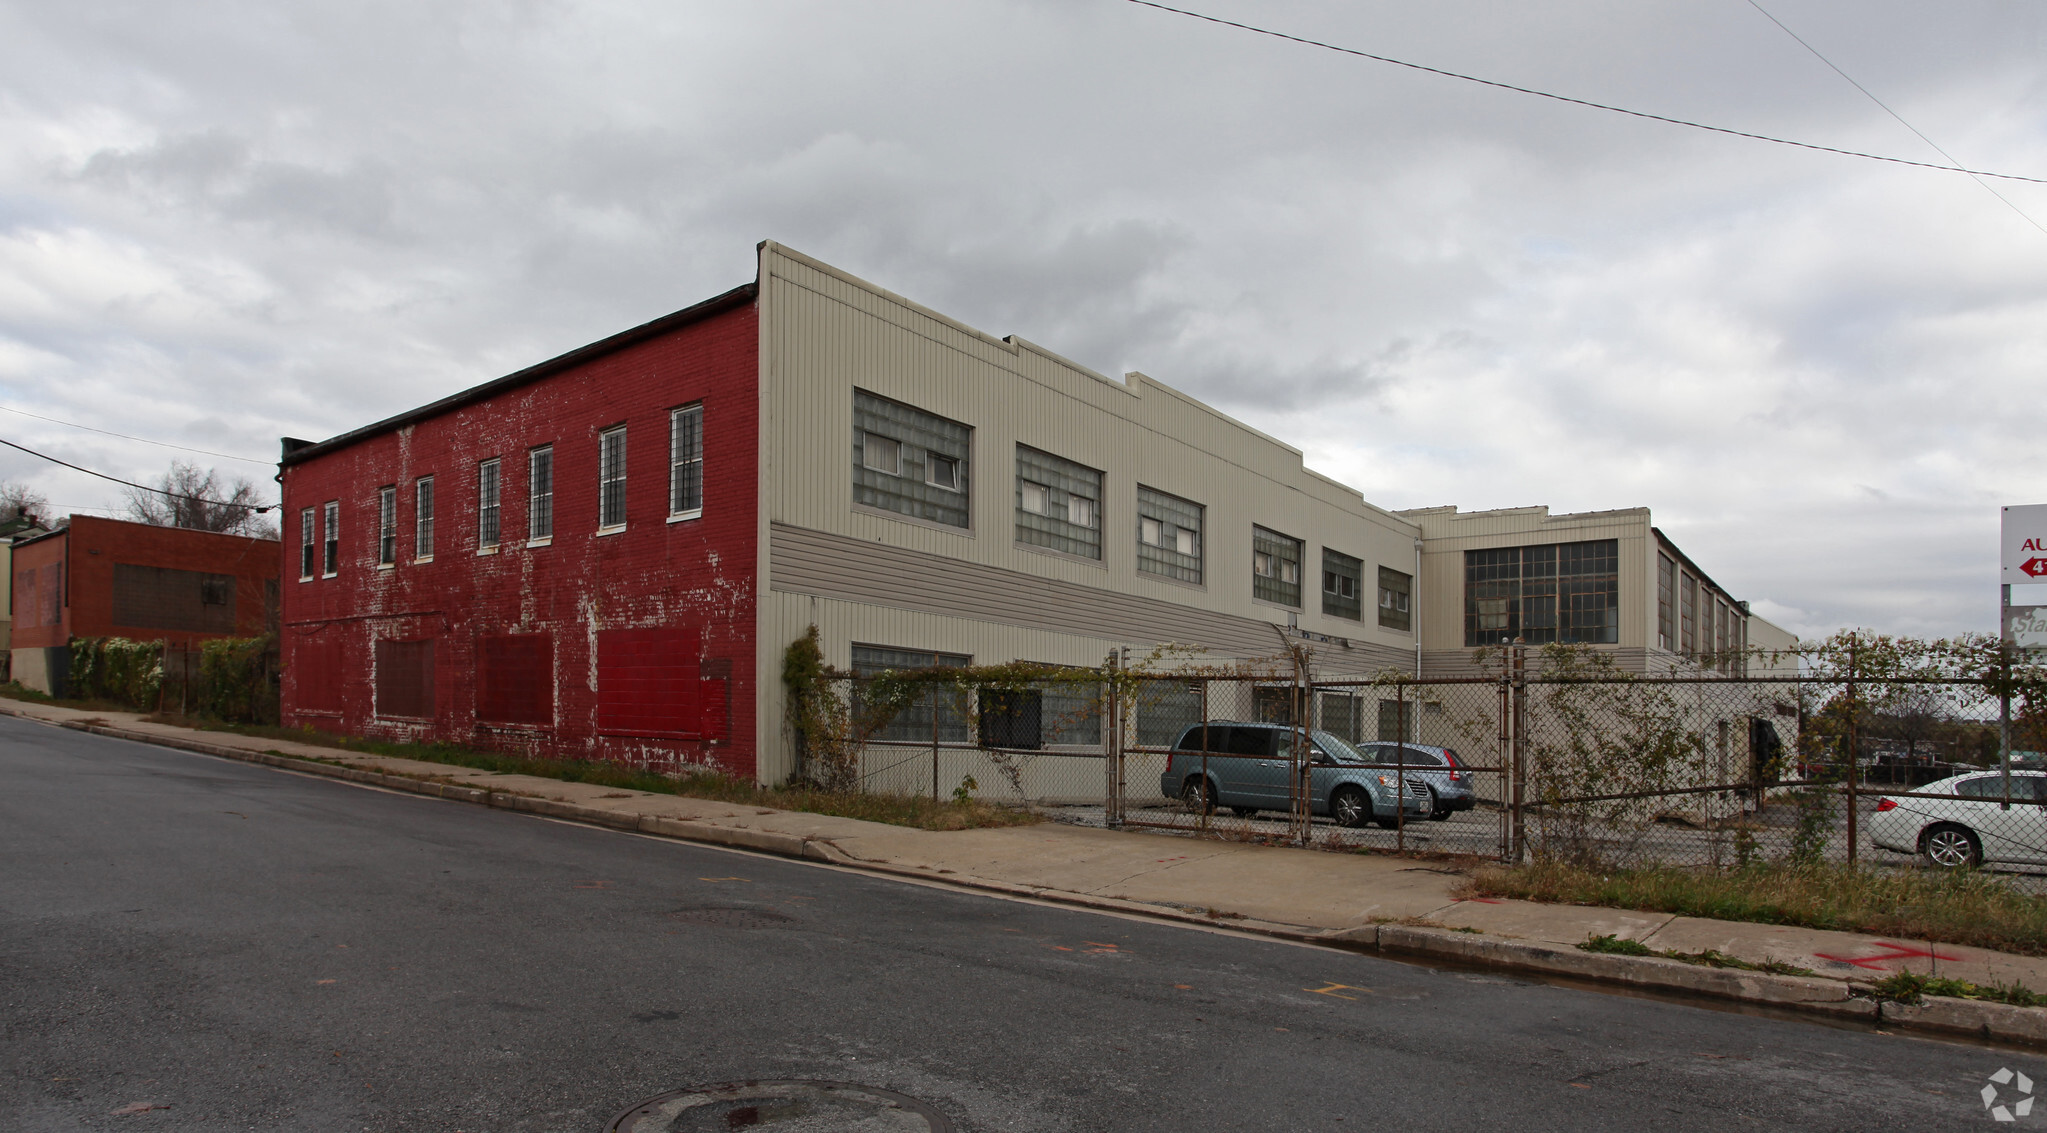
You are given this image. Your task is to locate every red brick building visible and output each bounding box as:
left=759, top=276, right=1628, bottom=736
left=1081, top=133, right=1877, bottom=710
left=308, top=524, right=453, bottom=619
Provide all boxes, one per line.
left=10, top=516, right=281, bottom=696
left=278, top=284, right=759, bottom=775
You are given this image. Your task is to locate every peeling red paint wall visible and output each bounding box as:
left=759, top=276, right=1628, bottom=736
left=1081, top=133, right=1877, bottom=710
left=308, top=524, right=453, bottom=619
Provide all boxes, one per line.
left=278, top=302, right=760, bottom=777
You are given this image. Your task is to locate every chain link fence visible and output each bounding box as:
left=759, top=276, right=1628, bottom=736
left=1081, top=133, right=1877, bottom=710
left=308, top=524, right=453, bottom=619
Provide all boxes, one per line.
left=806, top=643, right=2047, bottom=883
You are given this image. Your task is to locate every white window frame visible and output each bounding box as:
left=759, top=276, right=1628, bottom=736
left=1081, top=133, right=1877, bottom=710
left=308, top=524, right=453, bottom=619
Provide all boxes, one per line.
left=415, top=476, right=435, bottom=562
left=528, top=445, right=554, bottom=545
left=926, top=451, right=961, bottom=492
left=477, top=457, right=501, bottom=552
left=376, top=485, right=397, bottom=568
left=298, top=507, right=315, bottom=581
left=861, top=431, right=902, bottom=476
left=321, top=500, right=339, bottom=578
left=668, top=404, right=703, bottom=521
left=598, top=425, right=627, bottom=532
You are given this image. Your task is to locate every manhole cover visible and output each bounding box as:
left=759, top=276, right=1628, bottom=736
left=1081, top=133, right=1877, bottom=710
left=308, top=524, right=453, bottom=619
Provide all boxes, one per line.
left=604, top=1080, right=954, bottom=1131
left=665, top=908, right=796, bottom=929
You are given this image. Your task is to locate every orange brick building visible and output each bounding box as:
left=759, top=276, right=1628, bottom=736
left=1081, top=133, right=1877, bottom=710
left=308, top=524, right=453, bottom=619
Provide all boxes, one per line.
left=9, top=516, right=280, bottom=696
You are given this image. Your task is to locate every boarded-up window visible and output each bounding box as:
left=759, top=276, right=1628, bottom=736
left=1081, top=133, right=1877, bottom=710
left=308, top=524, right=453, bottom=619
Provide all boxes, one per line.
left=111, top=563, right=236, bottom=633
left=478, top=633, right=553, bottom=726
left=597, top=626, right=701, bottom=738
left=295, top=633, right=344, bottom=713
left=375, top=638, right=435, bottom=719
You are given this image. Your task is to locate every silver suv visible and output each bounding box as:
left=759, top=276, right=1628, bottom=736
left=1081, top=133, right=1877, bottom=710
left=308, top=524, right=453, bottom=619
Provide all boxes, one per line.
left=1159, top=721, right=1433, bottom=827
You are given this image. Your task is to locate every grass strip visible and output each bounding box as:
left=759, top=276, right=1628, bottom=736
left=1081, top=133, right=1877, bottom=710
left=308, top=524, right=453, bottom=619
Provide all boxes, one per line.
left=1473, top=859, right=2047, bottom=957
left=1867, top=970, right=2045, bottom=1007
left=1579, top=933, right=1816, bottom=976
left=0, top=686, right=1040, bottom=833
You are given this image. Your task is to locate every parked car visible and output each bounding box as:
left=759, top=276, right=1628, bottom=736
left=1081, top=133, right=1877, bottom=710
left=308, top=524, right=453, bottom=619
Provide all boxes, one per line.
left=1358, top=742, right=1474, bottom=821
left=1867, top=771, right=2047, bottom=868
left=1158, top=721, right=1433, bottom=828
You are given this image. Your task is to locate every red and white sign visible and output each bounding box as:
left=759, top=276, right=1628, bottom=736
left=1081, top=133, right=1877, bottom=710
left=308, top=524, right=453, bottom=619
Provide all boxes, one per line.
left=2003, top=506, right=2047, bottom=585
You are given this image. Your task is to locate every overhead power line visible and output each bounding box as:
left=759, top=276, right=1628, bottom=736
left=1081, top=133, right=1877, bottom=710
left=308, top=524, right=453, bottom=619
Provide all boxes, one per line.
left=0, top=436, right=276, bottom=514
left=1122, top=0, right=2047, bottom=185
left=0, top=403, right=272, bottom=465
left=1743, top=0, right=2047, bottom=239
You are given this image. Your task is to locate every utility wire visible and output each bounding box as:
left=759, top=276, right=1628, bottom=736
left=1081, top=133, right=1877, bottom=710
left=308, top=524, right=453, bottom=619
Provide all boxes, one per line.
left=1742, top=0, right=2047, bottom=239
left=0, top=403, right=272, bottom=466
left=1122, top=0, right=2047, bottom=185
left=0, top=436, right=275, bottom=514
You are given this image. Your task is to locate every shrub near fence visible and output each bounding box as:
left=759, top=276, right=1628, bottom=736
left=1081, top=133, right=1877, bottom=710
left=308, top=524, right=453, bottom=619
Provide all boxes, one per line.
left=197, top=635, right=278, bottom=724
left=66, top=637, right=163, bottom=709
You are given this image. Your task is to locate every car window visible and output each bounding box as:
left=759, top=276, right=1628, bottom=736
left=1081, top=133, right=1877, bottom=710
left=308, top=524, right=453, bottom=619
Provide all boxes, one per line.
left=1228, top=728, right=1275, bottom=756
left=1384, top=746, right=1443, bottom=767
left=1311, top=731, right=1369, bottom=764
left=1175, top=724, right=1228, bottom=753
left=1957, top=777, right=2009, bottom=799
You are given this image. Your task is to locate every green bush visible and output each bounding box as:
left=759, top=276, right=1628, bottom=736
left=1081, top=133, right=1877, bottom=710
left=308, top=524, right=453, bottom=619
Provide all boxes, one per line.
left=197, top=635, right=276, bottom=723
left=67, top=637, right=163, bottom=709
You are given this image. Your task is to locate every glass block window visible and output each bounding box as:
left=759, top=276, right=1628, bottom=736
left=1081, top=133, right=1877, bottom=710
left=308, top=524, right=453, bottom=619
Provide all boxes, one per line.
left=851, top=644, right=971, bottom=743
left=599, top=426, right=627, bottom=528
left=322, top=501, right=339, bottom=576
left=528, top=446, right=554, bottom=540
left=1464, top=539, right=1618, bottom=646
left=1251, top=527, right=1303, bottom=607
left=669, top=404, right=702, bottom=517
left=299, top=508, right=315, bottom=579
left=1136, top=485, right=1203, bottom=584
left=853, top=390, right=970, bottom=529
left=414, top=477, right=435, bottom=560
left=1378, top=566, right=1412, bottom=632
left=376, top=486, right=396, bottom=566
left=1321, top=548, right=1362, bottom=620
left=1134, top=680, right=1200, bottom=746
left=1015, top=445, right=1102, bottom=560
left=477, top=458, right=501, bottom=549
left=1657, top=552, right=1677, bottom=650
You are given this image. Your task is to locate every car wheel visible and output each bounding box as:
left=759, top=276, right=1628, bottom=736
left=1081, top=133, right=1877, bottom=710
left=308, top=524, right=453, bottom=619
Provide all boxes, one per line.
left=1230, top=806, right=1259, bottom=818
left=1921, top=823, right=1981, bottom=869
left=1331, top=786, right=1371, bottom=828
left=1180, top=777, right=1215, bottom=816
left=1426, top=788, right=1452, bottom=820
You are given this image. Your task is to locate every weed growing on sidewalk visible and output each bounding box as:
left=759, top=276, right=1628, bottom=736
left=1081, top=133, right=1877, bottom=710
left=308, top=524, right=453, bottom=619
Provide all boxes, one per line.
left=145, top=715, right=1042, bottom=832
left=1473, top=859, right=2047, bottom=957
left=1867, top=971, right=2045, bottom=1008
left=1579, top=933, right=1816, bottom=976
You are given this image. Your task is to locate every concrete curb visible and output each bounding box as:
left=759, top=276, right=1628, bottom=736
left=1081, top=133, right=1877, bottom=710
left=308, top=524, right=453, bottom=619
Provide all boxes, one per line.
left=16, top=705, right=2047, bottom=1047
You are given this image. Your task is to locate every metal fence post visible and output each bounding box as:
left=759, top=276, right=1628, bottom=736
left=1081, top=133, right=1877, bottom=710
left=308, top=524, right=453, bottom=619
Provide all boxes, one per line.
left=1497, top=673, right=1512, bottom=862
left=1509, top=639, right=1527, bottom=864
left=1395, top=680, right=1407, bottom=854
left=1102, top=649, right=1123, bottom=829
left=931, top=685, right=941, bottom=803
left=1844, top=634, right=1859, bottom=866
left=2001, top=642, right=2014, bottom=811
left=1198, top=679, right=1210, bottom=834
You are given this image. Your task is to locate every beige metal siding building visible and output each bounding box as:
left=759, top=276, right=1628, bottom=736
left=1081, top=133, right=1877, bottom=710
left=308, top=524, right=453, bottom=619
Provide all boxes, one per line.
left=753, top=244, right=1426, bottom=782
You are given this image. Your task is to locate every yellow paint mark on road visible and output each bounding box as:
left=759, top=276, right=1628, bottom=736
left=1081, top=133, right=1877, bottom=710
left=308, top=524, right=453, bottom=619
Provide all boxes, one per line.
left=1306, top=982, right=1368, bottom=1000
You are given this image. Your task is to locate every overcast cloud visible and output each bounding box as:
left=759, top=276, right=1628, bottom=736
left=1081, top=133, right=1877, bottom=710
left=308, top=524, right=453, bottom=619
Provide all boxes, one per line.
left=3, top=0, right=2045, bottom=639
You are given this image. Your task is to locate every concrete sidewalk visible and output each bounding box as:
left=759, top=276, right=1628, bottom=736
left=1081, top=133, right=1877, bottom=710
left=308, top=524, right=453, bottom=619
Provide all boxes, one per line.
left=9, top=695, right=2047, bottom=1045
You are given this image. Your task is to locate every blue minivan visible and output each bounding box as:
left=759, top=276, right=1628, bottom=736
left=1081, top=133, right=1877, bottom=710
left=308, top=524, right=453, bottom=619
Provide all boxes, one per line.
left=1158, top=720, right=1433, bottom=827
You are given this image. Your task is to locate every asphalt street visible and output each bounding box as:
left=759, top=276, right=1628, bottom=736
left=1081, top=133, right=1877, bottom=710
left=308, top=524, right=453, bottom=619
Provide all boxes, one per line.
left=1, top=713, right=2033, bottom=1131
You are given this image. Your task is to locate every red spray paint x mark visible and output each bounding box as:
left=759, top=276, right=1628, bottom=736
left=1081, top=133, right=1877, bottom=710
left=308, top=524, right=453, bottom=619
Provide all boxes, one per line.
left=1812, top=941, right=1963, bottom=970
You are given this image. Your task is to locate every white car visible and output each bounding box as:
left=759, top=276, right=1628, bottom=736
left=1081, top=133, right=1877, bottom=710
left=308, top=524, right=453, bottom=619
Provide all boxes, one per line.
left=1867, top=770, right=2047, bottom=868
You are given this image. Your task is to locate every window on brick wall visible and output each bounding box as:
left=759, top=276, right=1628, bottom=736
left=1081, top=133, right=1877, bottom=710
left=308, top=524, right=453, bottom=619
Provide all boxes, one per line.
left=477, top=458, right=501, bottom=550
left=599, top=425, right=627, bottom=529
left=669, top=405, right=702, bottom=518
left=1015, top=445, right=1102, bottom=560
left=1252, top=527, right=1303, bottom=607
left=377, top=486, right=397, bottom=566
left=415, top=476, right=435, bottom=560
left=299, top=507, right=315, bottom=580
left=1378, top=566, right=1413, bottom=632
left=597, top=625, right=702, bottom=737
left=1136, top=485, right=1203, bottom=584
left=322, top=501, right=339, bottom=576
left=374, top=638, right=435, bottom=719
left=1322, top=549, right=1363, bottom=621
left=528, top=447, right=553, bottom=541
left=478, top=633, right=553, bottom=726
left=852, top=390, right=970, bottom=528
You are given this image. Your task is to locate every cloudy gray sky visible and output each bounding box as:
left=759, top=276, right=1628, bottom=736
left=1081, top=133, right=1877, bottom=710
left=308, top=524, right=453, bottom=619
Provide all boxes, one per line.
left=4, top=0, right=2044, bottom=638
